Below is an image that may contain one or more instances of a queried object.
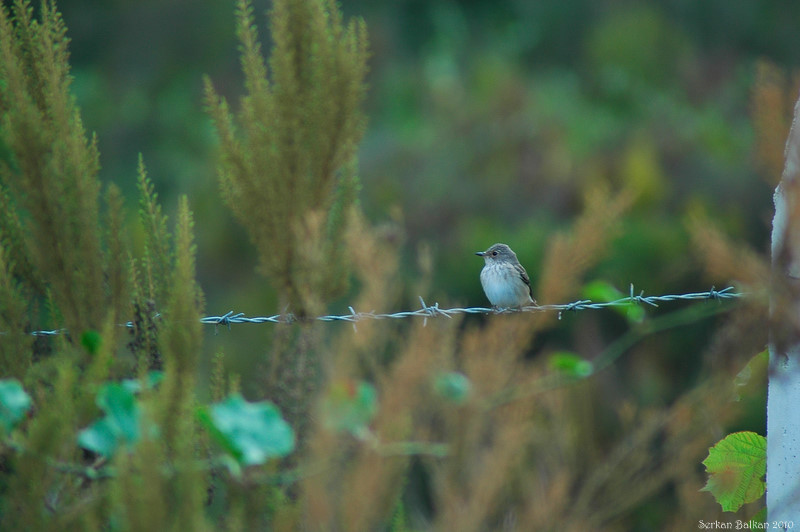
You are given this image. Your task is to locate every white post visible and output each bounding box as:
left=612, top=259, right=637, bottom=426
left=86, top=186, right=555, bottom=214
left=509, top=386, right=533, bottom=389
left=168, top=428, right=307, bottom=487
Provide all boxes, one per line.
left=768, top=93, right=800, bottom=525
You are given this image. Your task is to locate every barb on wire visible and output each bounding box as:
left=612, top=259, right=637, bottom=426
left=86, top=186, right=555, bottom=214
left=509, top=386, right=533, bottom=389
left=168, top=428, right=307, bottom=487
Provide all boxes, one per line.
left=9, top=286, right=743, bottom=337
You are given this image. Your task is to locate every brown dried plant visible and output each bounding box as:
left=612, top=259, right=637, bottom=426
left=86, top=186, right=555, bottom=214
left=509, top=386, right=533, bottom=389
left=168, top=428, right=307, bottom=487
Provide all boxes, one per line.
left=286, top=183, right=695, bottom=530
left=687, top=209, right=770, bottom=293
left=752, top=60, right=800, bottom=185
left=539, top=181, right=635, bottom=307
left=274, top=171, right=764, bottom=530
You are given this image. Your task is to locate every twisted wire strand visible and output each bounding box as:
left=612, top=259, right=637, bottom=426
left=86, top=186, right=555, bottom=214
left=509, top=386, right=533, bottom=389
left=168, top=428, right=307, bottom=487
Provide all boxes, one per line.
left=5, top=286, right=742, bottom=337
left=200, top=285, right=742, bottom=331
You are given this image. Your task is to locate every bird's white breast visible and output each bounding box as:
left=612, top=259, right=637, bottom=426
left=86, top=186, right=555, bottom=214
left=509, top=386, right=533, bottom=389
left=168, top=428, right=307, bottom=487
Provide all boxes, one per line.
left=480, top=264, right=529, bottom=308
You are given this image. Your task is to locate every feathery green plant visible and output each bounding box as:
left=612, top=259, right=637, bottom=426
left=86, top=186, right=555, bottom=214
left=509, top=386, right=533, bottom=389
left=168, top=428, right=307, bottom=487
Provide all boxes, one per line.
left=205, top=0, right=368, bottom=316
left=128, top=156, right=173, bottom=371
left=136, top=155, right=173, bottom=309
left=0, top=233, right=30, bottom=379
left=0, top=2, right=210, bottom=529
left=205, top=0, right=369, bottom=452
left=0, top=0, right=112, bottom=342
left=159, top=196, right=203, bottom=449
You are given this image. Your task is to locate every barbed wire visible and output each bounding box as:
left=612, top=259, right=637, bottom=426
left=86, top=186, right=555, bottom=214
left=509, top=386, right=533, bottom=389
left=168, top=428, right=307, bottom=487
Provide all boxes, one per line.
left=8, top=285, right=742, bottom=337
left=201, top=285, right=742, bottom=332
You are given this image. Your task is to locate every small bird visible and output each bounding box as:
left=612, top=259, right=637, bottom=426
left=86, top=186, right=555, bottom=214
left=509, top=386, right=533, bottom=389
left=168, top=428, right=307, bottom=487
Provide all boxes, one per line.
left=476, top=243, right=537, bottom=308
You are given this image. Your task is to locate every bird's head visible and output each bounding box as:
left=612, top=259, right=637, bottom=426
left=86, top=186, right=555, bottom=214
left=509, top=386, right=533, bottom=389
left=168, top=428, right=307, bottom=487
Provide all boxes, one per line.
left=475, top=243, right=516, bottom=264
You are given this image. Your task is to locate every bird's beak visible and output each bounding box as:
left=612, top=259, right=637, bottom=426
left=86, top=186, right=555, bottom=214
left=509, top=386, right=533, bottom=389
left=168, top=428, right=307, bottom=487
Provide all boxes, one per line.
left=475, top=251, right=485, bottom=256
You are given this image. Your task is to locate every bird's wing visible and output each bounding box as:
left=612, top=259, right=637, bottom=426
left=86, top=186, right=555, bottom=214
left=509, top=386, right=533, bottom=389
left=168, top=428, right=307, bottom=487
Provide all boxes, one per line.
left=515, top=263, right=534, bottom=299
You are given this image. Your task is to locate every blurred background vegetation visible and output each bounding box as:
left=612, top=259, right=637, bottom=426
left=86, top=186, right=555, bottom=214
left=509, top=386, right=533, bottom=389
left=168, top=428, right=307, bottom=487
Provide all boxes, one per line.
left=27, top=0, right=796, bottom=514
left=2, top=0, right=797, bottom=527
left=56, top=0, right=792, bottom=392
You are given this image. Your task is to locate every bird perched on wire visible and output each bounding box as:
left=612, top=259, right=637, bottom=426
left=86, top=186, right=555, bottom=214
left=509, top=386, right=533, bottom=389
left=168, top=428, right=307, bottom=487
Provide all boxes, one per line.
left=475, top=243, right=537, bottom=308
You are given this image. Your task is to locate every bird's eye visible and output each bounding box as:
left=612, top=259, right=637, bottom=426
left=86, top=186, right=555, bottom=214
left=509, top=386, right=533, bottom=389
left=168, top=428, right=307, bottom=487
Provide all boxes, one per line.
left=492, top=251, right=498, bottom=256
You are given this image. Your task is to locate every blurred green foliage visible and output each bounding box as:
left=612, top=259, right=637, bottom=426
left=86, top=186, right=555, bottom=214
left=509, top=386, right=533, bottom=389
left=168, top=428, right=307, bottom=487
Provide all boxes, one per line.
left=78, top=382, right=142, bottom=458
left=2, top=0, right=789, bottom=526
left=47, top=0, right=783, bottom=425
left=198, top=393, right=295, bottom=467
left=321, top=379, right=378, bottom=437
left=0, top=379, right=31, bottom=433
left=56, top=0, right=786, bottom=297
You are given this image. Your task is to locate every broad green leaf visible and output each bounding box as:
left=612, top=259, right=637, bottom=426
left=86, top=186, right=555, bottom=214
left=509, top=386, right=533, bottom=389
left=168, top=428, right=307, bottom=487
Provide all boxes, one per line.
left=97, top=384, right=141, bottom=443
left=433, top=372, right=472, bottom=404
left=548, top=351, right=594, bottom=378
left=322, top=379, right=377, bottom=436
left=78, top=418, right=120, bottom=458
left=0, top=379, right=32, bottom=432
left=701, top=431, right=766, bottom=512
left=78, top=383, right=141, bottom=457
left=200, top=394, right=294, bottom=465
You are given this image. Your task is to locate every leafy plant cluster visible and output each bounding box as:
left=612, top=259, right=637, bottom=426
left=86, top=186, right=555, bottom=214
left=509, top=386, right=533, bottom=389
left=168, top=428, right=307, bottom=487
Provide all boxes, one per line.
left=0, top=375, right=295, bottom=469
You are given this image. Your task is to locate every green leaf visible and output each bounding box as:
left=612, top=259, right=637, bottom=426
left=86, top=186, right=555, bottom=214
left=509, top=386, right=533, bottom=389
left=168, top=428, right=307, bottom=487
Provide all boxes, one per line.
left=199, top=394, right=294, bottom=465
left=701, top=431, right=766, bottom=512
left=97, top=384, right=141, bottom=443
left=121, top=371, right=165, bottom=394
left=77, top=418, right=120, bottom=458
left=78, top=383, right=141, bottom=457
left=582, top=280, right=624, bottom=302
left=322, top=380, right=377, bottom=436
left=582, top=280, right=645, bottom=323
left=548, top=351, right=594, bottom=378
left=0, top=379, right=32, bottom=432
left=733, top=349, right=768, bottom=401
left=433, top=372, right=472, bottom=404
left=80, top=329, right=102, bottom=355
